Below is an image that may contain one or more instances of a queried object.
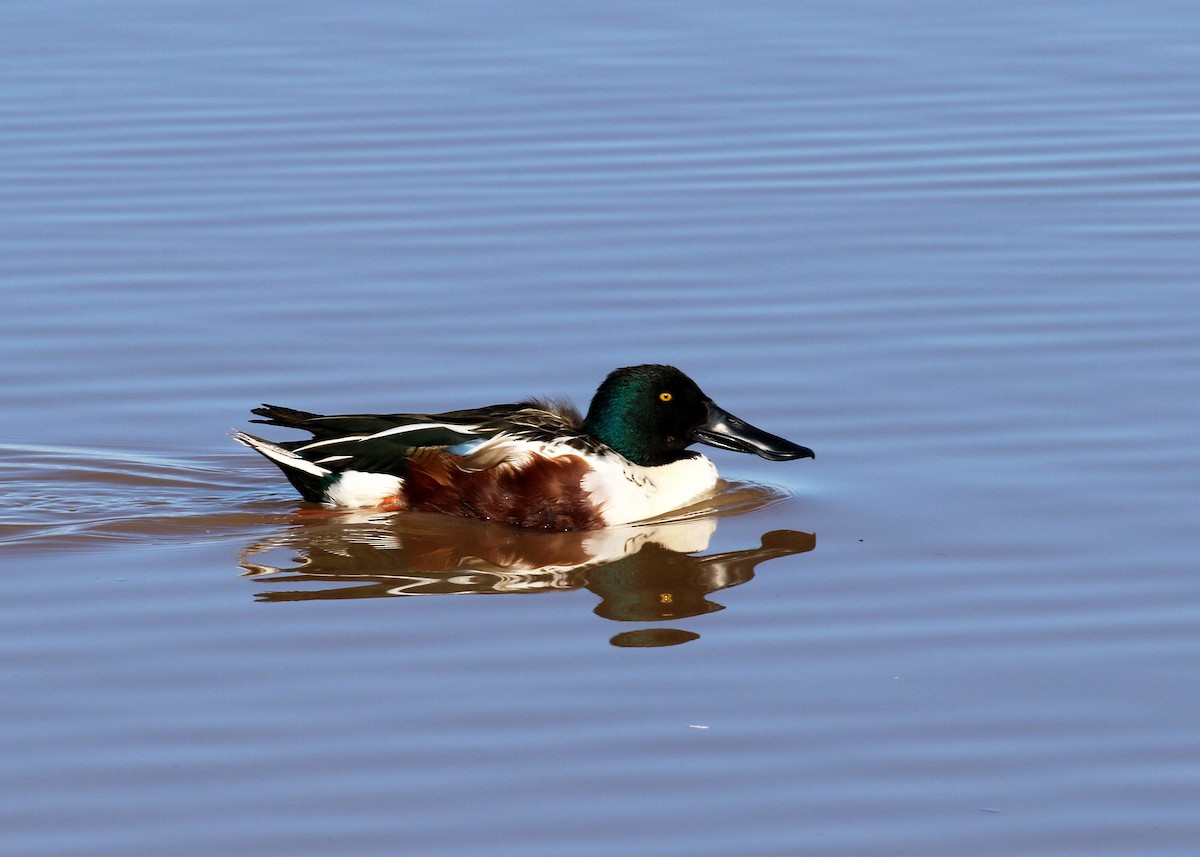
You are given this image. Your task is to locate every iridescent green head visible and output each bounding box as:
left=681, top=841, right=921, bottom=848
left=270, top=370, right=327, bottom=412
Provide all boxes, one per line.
left=581, top=364, right=814, bottom=467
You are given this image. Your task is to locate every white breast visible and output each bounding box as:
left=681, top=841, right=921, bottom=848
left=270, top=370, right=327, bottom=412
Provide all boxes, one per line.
left=580, top=453, right=720, bottom=526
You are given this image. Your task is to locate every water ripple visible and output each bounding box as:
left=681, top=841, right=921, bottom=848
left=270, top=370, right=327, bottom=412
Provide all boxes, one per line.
left=0, top=444, right=279, bottom=550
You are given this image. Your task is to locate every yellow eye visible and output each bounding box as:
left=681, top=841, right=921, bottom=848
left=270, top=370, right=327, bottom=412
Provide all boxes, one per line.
left=659, top=391, right=673, bottom=402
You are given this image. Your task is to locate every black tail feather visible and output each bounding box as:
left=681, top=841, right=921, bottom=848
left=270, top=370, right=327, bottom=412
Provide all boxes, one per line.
left=278, top=467, right=329, bottom=504
left=250, top=403, right=322, bottom=429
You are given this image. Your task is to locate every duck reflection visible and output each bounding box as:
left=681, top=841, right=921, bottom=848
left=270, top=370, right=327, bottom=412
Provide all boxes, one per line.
left=239, top=483, right=814, bottom=646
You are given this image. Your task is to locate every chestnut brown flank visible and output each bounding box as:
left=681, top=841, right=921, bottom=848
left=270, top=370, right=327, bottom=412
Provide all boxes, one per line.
left=401, top=450, right=605, bottom=531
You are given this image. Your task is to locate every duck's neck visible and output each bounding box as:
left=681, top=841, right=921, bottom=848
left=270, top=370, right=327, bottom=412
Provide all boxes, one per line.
left=582, top=408, right=689, bottom=468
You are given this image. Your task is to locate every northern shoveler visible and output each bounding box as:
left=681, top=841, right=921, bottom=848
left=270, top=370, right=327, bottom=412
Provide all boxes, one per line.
left=235, top=364, right=813, bottom=531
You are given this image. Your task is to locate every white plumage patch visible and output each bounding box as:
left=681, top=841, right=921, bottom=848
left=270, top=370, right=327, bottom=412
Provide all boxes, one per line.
left=581, top=453, right=719, bottom=527
left=325, top=471, right=404, bottom=508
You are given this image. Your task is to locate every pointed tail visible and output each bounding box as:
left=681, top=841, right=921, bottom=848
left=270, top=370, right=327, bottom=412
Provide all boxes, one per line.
left=233, top=431, right=330, bottom=503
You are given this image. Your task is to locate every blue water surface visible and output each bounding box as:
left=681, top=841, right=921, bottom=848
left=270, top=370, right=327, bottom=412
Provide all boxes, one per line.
left=2, top=2, right=1198, bottom=855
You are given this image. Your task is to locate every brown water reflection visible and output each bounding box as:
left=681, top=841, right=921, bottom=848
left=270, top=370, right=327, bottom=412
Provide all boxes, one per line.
left=239, top=482, right=814, bottom=646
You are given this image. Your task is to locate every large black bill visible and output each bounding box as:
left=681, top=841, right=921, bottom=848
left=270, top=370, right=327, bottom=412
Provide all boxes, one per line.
left=691, top=402, right=815, bottom=461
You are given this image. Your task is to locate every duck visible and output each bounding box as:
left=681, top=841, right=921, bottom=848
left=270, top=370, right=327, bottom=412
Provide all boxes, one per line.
left=234, top=364, right=813, bottom=531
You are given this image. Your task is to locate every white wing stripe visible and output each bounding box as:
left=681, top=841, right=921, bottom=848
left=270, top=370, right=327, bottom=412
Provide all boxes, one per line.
left=295, top=435, right=369, bottom=452
left=295, top=422, right=480, bottom=452
left=364, top=422, right=480, bottom=441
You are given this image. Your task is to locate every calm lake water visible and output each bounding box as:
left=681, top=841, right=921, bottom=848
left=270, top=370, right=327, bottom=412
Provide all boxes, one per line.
left=3, top=1, right=1199, bottom=855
